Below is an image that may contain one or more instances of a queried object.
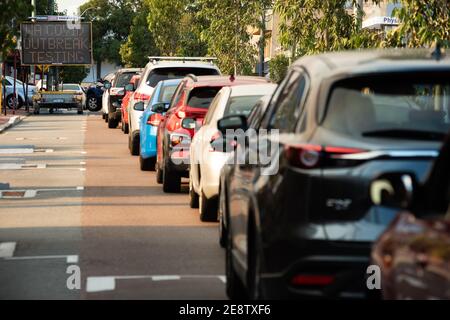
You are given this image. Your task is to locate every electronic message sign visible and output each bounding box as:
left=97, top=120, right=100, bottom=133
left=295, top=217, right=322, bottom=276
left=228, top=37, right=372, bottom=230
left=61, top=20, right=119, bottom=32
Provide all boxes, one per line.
left=20, top=21, right=92, bottom=65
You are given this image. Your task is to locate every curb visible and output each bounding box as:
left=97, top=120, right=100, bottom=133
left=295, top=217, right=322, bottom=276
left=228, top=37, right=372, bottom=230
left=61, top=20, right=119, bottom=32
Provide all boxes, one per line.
left=0, top=114, right=28, bottom=134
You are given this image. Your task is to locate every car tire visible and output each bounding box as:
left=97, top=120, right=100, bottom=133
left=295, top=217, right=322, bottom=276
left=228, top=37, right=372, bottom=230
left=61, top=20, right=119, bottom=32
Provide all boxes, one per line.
left=140, top=156, right=155, bottom=171
left=6, top=94, right=23, bottom=109
left=162, top=162, right=181, bottom=193
left=156, top=163, right=163, bottom=184
left=104, top=113, right=109, bottom=123
left=189, top=178, right=199, bottom=208
left=86, top=96, right=99, bottom=111
left=108, top=115, right=118, bottom=128
left=199, top=190, right=218, bottom=222
left=129, top=133, right=140, bottom=156
left=247, top=215, right=263, bottom=300
left=226, top=224, right=247, bottom=300
left=123, top=123, right=129, bottom=134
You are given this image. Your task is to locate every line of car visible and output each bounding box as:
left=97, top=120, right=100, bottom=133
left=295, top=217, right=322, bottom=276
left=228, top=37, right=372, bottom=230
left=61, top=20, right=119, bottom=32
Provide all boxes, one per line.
left=98, top=50, right=450, bottom=300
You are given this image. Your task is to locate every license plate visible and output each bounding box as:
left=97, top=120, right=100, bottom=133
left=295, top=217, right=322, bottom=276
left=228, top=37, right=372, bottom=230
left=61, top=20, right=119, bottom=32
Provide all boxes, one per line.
left=53, top=99, right=64, bottom=103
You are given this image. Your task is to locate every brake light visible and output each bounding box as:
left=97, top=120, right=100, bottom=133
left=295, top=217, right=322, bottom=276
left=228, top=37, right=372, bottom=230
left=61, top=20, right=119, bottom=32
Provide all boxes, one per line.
left=110, top=88, right=124, bottom=96
left=177, top=110, right=186, bottom=119
left=134, top=92, right=151, bottom=101
left=285, top=144, right=366, bottom=169
left=291, top=275, right=335, bottom=286
left=147, top=113, right=163, bottom=126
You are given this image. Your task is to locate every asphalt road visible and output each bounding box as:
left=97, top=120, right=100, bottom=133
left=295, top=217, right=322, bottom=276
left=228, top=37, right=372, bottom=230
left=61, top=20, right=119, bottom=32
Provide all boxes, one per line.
left=0, top=110, right=226, bottom=299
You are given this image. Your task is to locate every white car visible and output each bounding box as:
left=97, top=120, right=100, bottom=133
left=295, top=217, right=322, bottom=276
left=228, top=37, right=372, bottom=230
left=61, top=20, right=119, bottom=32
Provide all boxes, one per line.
left=189, top=83, right=277, bottom=221
left=126, top=57, right=221, bottom=156
left=2, top=76, right=36, bottom=109
left=101, top=72, right=115, bottom=121
left=61, top=83, right=86, bottom=107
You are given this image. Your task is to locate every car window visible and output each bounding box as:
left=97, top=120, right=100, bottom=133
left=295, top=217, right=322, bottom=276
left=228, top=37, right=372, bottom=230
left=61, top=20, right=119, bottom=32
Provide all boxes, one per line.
left=168, top=82, right=186, bottom=110
left=204, top=91, right=223, bottom=125
left=322, top=74, right=450, bottom=139
left=259, top=72, right=291, bottom=130
left=114, top=72, right=139, bottom=88
left=187, top=87, right=222, bottom=109
left=62, top=84, right=80, bottom=91
left=269, top=71, right=307, bottom=133
left=224, top=95, right=264, bottom=117
left=146, top=68, right=219, bottom=88
left=4, top=79, right=11, bottom=86
left=159, top=84, right=178, bottom=103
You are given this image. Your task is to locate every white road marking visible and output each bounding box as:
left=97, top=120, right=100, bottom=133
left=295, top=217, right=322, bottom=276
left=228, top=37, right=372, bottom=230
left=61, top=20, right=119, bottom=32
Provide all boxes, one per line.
left=66, top=255, right=79, bottom=264
left=0, top=242, right=16, bottom=258
left=0, top=163, right=46, bottom=170
left=86, top=277, right=116, bottom=293
left=80, top=161, right=86, bottom=165
left=218, top=276, right=226, bottom=284
left=5, top=254, right=79, bottom=263
left=76, top=186, right=84, bottom=191
left=85, top=275, right=225, bottom=293
left=0, top=187, right=83, bottom=199
left=80, top=168, right=86, bottom=171
left=0, top=148, right=34, bottom=154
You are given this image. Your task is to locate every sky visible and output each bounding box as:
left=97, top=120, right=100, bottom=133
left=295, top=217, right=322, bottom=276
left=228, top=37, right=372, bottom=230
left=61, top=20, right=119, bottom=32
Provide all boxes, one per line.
left=57, top=0, right=89, bottom=16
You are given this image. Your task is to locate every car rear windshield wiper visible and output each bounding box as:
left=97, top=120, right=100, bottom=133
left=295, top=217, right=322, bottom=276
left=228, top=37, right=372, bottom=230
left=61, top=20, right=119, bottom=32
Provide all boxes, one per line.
left=362, top=129, right=446, bottom=141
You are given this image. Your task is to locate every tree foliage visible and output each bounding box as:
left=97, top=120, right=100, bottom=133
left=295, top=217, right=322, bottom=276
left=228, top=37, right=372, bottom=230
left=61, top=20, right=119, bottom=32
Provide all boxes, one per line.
left=268, top=54, right=289, bottom=83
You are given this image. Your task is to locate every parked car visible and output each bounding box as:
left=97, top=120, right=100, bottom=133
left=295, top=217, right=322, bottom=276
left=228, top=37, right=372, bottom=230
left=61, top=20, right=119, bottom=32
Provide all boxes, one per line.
left=120, top=74, right=141, bottom=134
left=370, top=132, right=450, bottom=300
left=101, top=72, right=116, bottom=121
left=127, top=57, right=221, bottom=157
left=61, top=83, right=86, bottom=107
left=219, top=49, right=450, bottom=299
left=189, top=83, right=277, bottom=221
left=139, top=78, right=182, bottom=170
left=85, top=81, right=105, bottom=112
left=217, top=95, right=272, bottom=248
left=2, top=75, right=36, bottom=109
left=103, top=68, right=142, bottom=128
left=155, top=75, right=271, bottom=193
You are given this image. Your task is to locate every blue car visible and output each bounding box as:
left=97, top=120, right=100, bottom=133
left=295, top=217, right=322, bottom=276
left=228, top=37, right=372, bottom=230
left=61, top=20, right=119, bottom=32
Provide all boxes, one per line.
left=139, top=79, right=182, bottom=171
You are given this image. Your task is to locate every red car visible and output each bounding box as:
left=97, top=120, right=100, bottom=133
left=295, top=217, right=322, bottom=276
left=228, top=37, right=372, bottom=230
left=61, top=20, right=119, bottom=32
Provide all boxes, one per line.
left=370, top=132, right=450, bottom=299
left=120, top=74, right=141, bottom=134
left=154, top=75, right=271, bottom=192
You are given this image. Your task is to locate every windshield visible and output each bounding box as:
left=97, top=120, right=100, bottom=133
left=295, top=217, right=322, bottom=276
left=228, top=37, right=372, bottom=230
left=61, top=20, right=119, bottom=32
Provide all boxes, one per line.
left=187, top=86, right=221, bottom=108
left=146, top=67, right=219, bottom=87
left=62, top=84, right=80, bottom=91
left=115, top=72, right=139, bottom=88
left=159, top=84, right=178, bottom=103
left=224, top=95, right=264, bottom=117
left=322, top=74, right=450, bottom=139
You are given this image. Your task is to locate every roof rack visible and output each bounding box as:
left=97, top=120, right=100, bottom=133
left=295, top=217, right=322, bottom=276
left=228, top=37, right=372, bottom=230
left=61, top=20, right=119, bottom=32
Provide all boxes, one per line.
left=148, top=56, right=218, bottom=64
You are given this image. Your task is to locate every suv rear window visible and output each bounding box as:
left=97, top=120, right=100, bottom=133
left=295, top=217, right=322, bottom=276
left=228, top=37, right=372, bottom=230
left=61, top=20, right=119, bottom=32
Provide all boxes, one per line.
left=187, top=87, right=222, bottom=108
left=322, top=73, right=450, bottom=140
left=114, top=72, right=139, bottom=88
left=146, top=67, right=219, bottom=87
left=224, top=95, right=264, bottom=117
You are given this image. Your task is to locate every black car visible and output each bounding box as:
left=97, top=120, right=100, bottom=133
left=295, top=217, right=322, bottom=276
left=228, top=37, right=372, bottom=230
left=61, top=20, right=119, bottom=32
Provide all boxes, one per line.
left=218, top=48, right=450, bottom=299
left=85, top=81, right=105, bottom=112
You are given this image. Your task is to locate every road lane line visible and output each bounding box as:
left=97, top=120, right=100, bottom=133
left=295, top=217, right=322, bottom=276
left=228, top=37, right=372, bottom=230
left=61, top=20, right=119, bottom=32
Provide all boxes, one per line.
left=4, top=254, right=78, bottom=263
left=152, top=275, right=181, bottom=281
left=0, top=242, right=16, bottom=258
left=86, top=277, right=116, bottom=293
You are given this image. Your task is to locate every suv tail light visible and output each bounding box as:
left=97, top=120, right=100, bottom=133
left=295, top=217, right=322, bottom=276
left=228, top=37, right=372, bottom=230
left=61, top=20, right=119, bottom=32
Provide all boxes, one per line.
left=147, top=113, right=163, bottom=126
left=285, top=144, right=366, bottom=169
left=110, top=88, right=125, bottom=96
left=291, top=274, right=335, bottom=286
left=134, top=92, right=151, bottom=101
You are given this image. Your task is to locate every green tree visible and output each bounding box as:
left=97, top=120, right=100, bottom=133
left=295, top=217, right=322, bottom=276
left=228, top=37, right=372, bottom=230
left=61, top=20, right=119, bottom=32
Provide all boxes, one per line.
left=385, top=0, right=450, bottom=48
left=197, top=0, right=267, bottom=75
left=268, top=54, right=290, bottom=83
left=59, top=66, right=90, bottom=83
left=0, top=0, right=32, bottom=60
left=120, top=2, right=160, bottom=67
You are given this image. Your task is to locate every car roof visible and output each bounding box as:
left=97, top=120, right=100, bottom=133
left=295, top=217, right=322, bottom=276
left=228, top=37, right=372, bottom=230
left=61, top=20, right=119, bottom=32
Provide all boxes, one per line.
left=145, top=60, right=219, bottom=70
left=294, top=48, right=450, bottom=81
left=116, top=68, right=143, bottom=74
left=229, top=83, right=277, bottom=97
left=186, top=75, right=271, bottom=88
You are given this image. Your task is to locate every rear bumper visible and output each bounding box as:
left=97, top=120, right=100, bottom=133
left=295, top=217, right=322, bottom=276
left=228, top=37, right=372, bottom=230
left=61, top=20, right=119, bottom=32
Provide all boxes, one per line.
left=140, top=125, right=158, bottom=159
left=36, top=103, right=81, bottom=109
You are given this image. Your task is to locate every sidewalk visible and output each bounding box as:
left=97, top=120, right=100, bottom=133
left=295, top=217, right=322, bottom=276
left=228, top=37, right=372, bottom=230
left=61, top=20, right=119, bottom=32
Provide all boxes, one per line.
left=0, top=108, right=29, bottom=133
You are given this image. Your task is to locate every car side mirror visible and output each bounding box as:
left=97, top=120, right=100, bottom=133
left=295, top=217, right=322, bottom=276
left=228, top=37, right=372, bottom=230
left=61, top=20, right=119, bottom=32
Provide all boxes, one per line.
left=133, top=101, right=145, bottom=111
left=370, top=173, right=416, bottom=209
left=217, top=115, right=248, bottom=135
left=125, top=83, right=134, bottom=92
left=151, top=102, right=168, bottom=114
left=104, top=81, right=111, bottom=89
left=182, top=118, right=196, bottom=129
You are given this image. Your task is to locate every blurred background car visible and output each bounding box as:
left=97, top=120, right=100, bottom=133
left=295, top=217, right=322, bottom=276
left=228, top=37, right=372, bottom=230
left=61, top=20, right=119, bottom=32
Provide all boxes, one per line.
left=84, top=81, right=105, bottom=112
left=2, top=75, right=36, bottom=109
left=61, top=83, right=86, bottom=108
left=220, top=49, right=450, bottom=300
left=139, top=78, right=182, bottom=170
left=189, top=83, right=277, bottom=221
left=121, top=74, right=141, bottom=135
left=101, top=72, right=116, bottom=121
left=370, top=131, right=450, bottom=300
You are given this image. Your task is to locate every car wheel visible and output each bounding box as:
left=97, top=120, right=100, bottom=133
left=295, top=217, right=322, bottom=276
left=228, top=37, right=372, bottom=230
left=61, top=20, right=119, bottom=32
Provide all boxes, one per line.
left=156, top=163, right=163, bottom=184
left=123, top=122, right=129, bottom=134
left=189, top=177, right=199, bottom=208
left=199, top=190, right=218, bottom=222
left=108, top=115, right=118, bottom=128
left=6, top=95, right=23, bottom=109
left=86, top=96, right=99, bottom=111
left=140, top=156, right=155, bottom=171
left=226, top=224, right=246, bottom=300
left=162, top=162, right=181, bottom=193
left=105, top=113, right=109, bottom=123
left=129, top=133, right=140, bottom=156
left=49, top=108, right=54, bottom=114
